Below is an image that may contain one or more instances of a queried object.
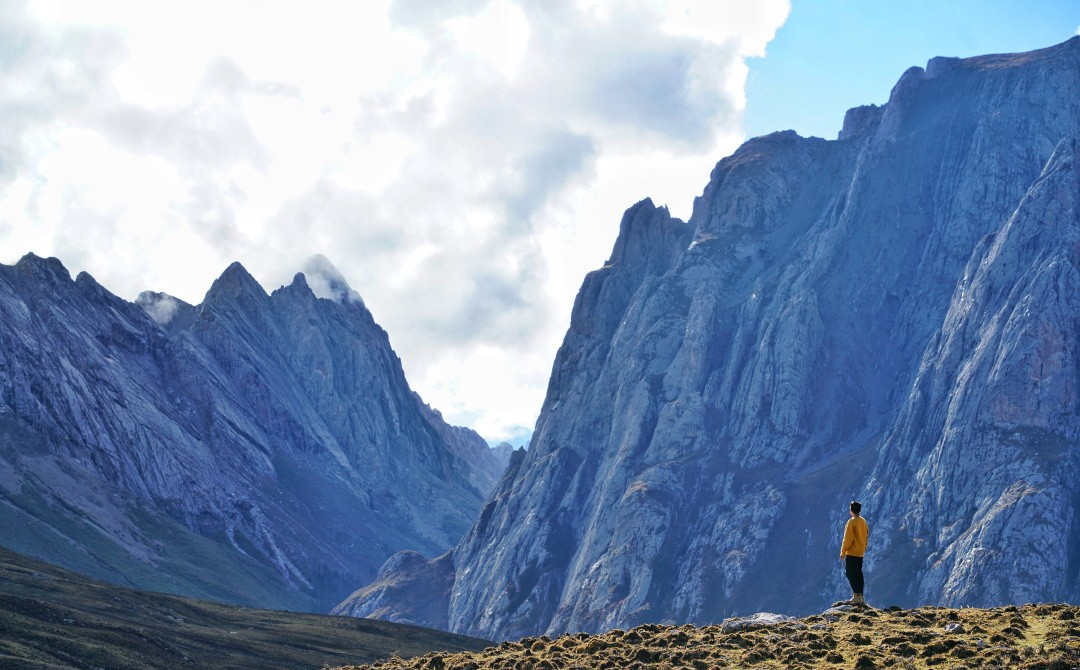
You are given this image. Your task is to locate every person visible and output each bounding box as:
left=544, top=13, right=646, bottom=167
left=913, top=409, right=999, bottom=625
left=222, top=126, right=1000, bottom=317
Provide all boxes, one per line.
left=840, top=500, right=869, bottom=605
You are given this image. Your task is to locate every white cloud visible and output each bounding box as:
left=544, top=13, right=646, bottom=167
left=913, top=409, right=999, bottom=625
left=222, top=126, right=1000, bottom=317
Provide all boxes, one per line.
left=446, top=0, right=530, bottom=78
left=0, top=0, right=790, bottom=442
left=302, top=254, right=365, bottom=305
left=136, top=291, right=179, bottom=326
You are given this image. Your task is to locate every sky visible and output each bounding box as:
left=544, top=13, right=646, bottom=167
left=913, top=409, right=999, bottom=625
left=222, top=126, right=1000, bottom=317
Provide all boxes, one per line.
left=745, top=0, right=1080, bottom=140
left=1, top=1, right=1078, bottom=446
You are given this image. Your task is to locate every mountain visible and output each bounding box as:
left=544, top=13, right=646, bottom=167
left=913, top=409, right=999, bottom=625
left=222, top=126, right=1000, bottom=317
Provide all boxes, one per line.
left=0, top=545, right=491, bottom=670
left=0, top=254, right=509, bottom=613
left=338, top=38, right=1080, bottom=639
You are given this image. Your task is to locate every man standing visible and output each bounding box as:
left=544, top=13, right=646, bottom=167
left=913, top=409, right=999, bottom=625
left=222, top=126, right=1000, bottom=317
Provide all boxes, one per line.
left=840, top=500, right=869, bottom=605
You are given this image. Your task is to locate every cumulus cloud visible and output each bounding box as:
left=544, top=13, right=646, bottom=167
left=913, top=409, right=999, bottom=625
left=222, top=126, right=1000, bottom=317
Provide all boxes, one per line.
left=0, top=2, right=127, bottom=185
left=89, top=57, right=274, bottom=172
left=390, top=0, right=488, bottom=28
left=0, top=0, right=790, bottom=441
left=518, top=3, right=741, bottom=149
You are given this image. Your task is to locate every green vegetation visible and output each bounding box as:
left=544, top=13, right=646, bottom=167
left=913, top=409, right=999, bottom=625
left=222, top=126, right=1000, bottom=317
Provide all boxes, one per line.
left=0, top=484, right=313, bottom=612
left=0, top=547, right=490, bottom=670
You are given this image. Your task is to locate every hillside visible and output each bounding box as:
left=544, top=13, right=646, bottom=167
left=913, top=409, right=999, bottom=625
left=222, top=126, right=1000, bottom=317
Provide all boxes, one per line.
left=0, top=254, right=508, bottom=613
left=339, top=602, right=1080, bottom=670
left=0, top=545, right=490, bottom=669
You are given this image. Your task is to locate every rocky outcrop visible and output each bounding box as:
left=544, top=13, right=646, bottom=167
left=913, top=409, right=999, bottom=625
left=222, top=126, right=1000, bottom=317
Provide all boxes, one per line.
left=343, top=38, right=1080, bottom=639
left=0, top=255, right=508, bottom=612
left=333, top=550, right=457, bottom=630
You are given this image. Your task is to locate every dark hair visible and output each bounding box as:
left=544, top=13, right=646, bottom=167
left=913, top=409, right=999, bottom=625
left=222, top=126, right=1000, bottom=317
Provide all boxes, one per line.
left=850, top=501, right=862, bottom=515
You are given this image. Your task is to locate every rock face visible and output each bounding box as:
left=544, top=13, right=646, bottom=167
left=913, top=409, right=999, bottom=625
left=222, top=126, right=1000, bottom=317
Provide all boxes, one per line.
left=0, top=256, right=508, bottom=612
left=342, top=38, right=1080, bottom=639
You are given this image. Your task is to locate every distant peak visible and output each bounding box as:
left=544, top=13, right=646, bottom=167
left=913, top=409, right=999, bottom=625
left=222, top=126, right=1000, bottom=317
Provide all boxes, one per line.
left=203, top=261, right=268, bottom=305
left=15, top=253, right=72, bottom=283
left=289, top=272, right=310, bottom=291
left=221, top=261, right=254, bottom=280
left=300, top=255, right=365, bottom=306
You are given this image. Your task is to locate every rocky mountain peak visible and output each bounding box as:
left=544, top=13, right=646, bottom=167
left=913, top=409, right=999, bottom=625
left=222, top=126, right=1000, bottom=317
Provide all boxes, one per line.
left=202, top=260, right=267, bottom=304
left=287, top=271, right=313, bottom=293
left=340, top=38, right=1080, bottom=640
left=605, top=198, right=690, bottom=275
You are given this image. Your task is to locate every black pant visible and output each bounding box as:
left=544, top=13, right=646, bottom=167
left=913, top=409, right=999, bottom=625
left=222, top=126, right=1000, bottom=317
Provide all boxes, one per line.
left=845, top=555, right=864, bottom=595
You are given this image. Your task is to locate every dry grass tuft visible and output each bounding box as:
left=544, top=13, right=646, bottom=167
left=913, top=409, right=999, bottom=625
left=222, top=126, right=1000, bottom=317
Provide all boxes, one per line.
left=336, top=603, right=1080, bottom=670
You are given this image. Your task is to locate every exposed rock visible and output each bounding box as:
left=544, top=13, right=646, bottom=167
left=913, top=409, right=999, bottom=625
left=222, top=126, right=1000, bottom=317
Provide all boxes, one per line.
left=332, top=550, right=456, bottom=630
left=344, top=37, right=1080, bottom=639
left=866, top=134, right=1080, bottom=608
left=0, top=254, right=509, bottom=612
left=721, top=612, right=796, bottom=632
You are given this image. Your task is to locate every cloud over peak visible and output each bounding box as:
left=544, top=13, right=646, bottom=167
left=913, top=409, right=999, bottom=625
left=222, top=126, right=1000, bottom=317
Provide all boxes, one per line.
left=0, top=0, right=790, bottom=441
left=302, top=254, right=365, bottom=306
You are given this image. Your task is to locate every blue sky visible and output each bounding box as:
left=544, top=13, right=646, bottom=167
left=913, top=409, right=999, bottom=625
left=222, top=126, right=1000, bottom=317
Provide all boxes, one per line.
left=1, top=1, right=1078, bottom=446
left=746, top=0, right=1080, bottom=139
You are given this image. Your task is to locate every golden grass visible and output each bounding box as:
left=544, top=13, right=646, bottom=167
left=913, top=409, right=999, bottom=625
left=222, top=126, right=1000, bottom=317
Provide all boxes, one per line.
left=337, top=603, right=1080, bottom=670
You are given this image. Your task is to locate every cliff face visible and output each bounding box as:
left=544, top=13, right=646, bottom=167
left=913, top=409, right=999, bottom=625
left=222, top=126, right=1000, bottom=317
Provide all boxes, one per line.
left=867, top=134, right=1080, bottom=607
left=0, top=256, right=508, bottom=612
left=339, top=38, right=1080, bottom=638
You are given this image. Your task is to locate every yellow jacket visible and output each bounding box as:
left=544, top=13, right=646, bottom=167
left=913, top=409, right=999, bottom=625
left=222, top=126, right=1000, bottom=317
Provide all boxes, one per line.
left=841, top=516, right=868, bottom=557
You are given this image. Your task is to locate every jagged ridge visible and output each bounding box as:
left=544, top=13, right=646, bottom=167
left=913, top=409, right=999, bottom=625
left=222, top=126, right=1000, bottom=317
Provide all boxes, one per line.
left=0, top=254, right=509, bottom=612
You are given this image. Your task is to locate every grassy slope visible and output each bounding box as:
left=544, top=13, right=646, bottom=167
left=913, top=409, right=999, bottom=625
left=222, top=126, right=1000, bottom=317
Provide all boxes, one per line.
left=0, top=547, right=490, bottom=670
left=341, top=603, right=1080, bottom=670
left=0, top=485, right=313, bottom=612
left=0, top=411, right=317, bottom=613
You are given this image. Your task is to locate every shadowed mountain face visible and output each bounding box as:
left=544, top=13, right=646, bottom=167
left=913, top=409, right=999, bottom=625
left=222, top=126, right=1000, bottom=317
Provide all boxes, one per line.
left=338, top=38, right=1080, bottom=639
left=0, top=256, right=508, bottom=613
